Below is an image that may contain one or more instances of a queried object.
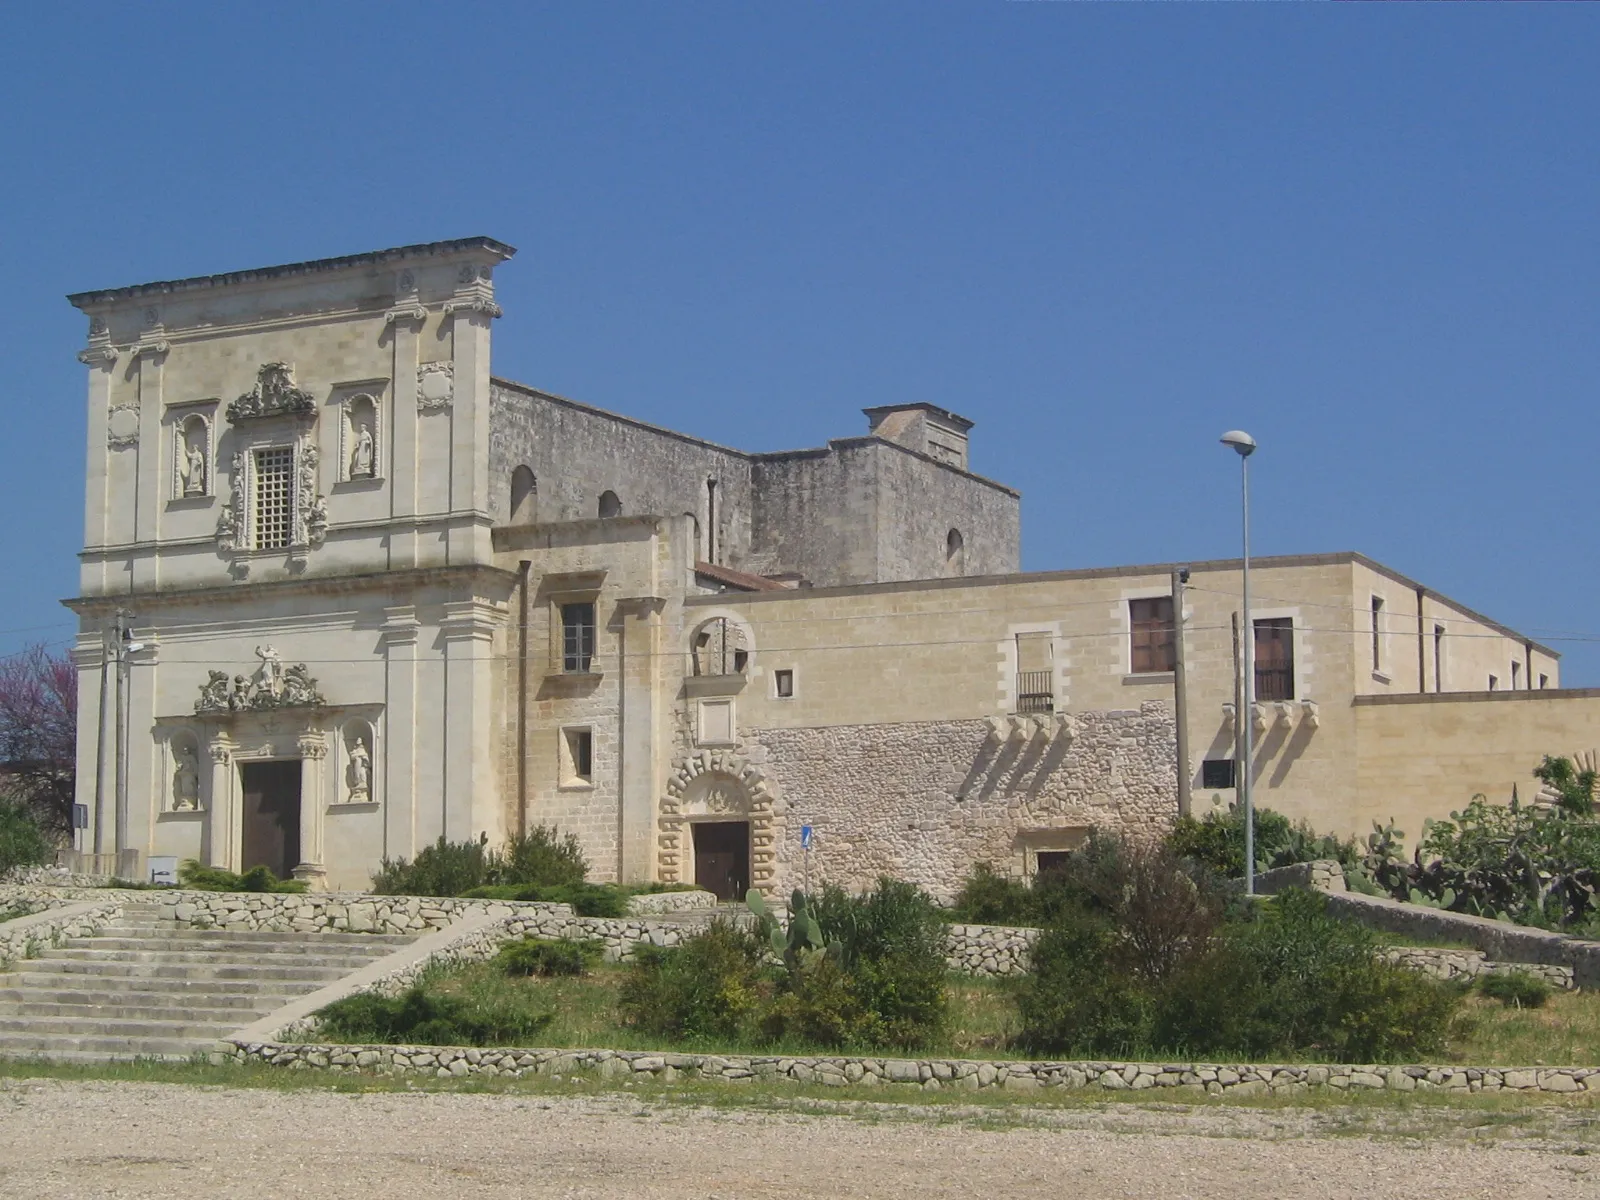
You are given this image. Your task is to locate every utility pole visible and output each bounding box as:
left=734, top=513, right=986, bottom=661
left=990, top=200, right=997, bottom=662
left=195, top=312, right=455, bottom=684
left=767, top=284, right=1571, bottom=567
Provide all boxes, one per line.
left=1171, top=567, right=1191, bottom=818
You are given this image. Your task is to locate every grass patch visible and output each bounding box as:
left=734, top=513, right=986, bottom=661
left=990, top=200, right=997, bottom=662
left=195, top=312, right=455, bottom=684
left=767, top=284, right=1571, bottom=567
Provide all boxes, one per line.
left=1447, top=989, right=1600, bottom=1067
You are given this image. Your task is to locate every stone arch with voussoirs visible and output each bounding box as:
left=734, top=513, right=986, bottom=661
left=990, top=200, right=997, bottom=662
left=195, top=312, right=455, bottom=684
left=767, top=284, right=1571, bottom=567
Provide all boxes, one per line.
left=658, top=749, right=785, bottom=895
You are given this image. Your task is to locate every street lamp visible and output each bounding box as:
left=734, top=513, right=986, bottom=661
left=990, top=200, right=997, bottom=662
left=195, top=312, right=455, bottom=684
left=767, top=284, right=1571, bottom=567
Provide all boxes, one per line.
left=1220, top=430, right=1257, bottom=895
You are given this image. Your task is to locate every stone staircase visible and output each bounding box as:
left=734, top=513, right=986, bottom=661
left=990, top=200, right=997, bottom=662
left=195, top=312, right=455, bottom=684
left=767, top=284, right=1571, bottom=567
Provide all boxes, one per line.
left=0, top=902, right=413, bottom=1062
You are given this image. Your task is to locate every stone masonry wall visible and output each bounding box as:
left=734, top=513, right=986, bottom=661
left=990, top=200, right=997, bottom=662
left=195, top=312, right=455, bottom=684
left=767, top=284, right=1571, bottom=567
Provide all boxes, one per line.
left=747, top=704, right=1176, bottom=900
left=0, top=900, right=124, bottom=965
left=219, top=1041, right=1600, bottom=1097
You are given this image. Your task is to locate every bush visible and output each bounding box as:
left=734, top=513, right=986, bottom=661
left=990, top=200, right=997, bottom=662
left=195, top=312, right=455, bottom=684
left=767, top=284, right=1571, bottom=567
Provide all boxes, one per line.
left=0, top=798, right=54, bottom=879
left=1478, top=970, right=1551, bottom=1009
left=494, top=936, right=602, bottom=977
left=1017, top=908, right=1152, bottom=1056
left=948, top=864, right=1035, bottom=926
left=618, top=920, right=770, bottom=1042
left=760, top=951, right=870, bottom=1047
left=370, top=825, right=591, bottom=897
left=317, top=982, right=552, bottom=1046
left=178, top=859, right=306, bottom=894
left=1168, top=805, right=1364, bottom=878
left=460, top=882, right=630, bottom=917
left=810, top=878, right=949, bottom=1049
left=499, top=826, right=588, bottom=889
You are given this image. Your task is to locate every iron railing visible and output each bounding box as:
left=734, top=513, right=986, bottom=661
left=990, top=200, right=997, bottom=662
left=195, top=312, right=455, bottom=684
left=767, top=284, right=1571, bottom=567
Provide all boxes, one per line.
left=1015, top=671, right=1054, bottom=714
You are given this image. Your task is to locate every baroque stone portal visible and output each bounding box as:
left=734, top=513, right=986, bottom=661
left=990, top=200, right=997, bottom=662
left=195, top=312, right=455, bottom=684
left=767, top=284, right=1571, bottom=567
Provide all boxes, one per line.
left=195, top=647, right=325, bottom=714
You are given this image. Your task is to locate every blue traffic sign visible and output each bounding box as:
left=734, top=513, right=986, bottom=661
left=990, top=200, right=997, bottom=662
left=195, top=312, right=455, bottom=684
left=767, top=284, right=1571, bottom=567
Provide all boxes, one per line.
left=800, top=825, right=814, bottom=850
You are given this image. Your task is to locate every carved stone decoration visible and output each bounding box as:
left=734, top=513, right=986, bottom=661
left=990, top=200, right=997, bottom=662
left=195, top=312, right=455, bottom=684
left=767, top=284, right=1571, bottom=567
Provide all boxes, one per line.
left=417, top=363, right=453, bottom=412
left=107, top=406, right=140, bottom=448
left=216, top=451, right=246, bottom=552
left=441, top=296, right=502, bottom=319
left=88, top=318, right=107, bottom=337
left=78, top=345, right=118, bottom=368
left=226, top=362, right=316, bottom=423
left=173, top=414, right=210, bottom=498
left=295, top=439, right=328, bottom=547
left=341, top=394, right=379, bottom=480
left=397, top=269, right=416, bottom=293
left=194, top=653, right=325, bottom=714
left=345, top=730, right=372, bottom=803
left=170, top=739, right=201, bottom=811
left=658, top=749, right=784, bottom=894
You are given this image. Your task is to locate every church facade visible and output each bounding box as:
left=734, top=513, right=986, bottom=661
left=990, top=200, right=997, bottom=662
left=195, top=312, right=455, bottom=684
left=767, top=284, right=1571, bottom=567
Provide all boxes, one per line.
left=65, top=237, right=1589, bottom=897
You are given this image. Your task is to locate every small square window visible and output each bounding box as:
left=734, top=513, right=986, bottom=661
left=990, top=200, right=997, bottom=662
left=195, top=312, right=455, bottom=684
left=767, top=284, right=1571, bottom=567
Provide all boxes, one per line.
left=1488, top=674, right=1499, bottom=691
left=1539, top=674, right=1550, bottom=689
left=560, top=727, right=593, bottom=786
left=774, top=669, right=794, bottom=699
left=1201, top=759, right=1237, bottom=789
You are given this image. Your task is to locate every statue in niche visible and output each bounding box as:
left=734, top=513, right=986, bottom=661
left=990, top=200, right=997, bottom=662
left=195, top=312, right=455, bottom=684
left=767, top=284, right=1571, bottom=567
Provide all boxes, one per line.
left=177, top=424, right=207, bottom=496
left=346, top=735, right=371, bottom=802
left=253, top=645, right=284, bottom=699
left=350, top=419, right=374, bottom=479
left=171, top=743, right=200, bottom=811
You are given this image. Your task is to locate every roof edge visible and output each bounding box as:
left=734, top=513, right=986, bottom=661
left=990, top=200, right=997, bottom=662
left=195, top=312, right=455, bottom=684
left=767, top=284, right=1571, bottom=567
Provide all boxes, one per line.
left=68, top=237, right=517, bottom=309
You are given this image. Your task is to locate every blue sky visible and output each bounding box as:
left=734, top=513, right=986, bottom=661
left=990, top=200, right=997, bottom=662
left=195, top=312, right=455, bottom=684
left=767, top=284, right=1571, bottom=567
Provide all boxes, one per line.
left=3, top=5, right=1597, bottom=677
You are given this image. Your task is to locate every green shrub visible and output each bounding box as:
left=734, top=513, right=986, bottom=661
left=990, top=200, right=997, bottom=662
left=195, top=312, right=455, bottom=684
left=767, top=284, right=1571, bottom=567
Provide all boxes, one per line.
left=1168, top=805, right=1364, bottom=878
left=317, top=983, right=552, bottom=1046
left=460, top=882, right=630, bottom=917
left=618, top=920, right=770, bottom=1042
left=1477, top=970, right=1551, bottom=1009
left=1017, top=908, right=1153, bottom=1056
left=810, top=878, right=949, bottom=1049
left=948, top=864, right=1035, bottom=926
left=370, top=825, right=590, bottom=897
left=178, top=859, right=306, bottom=894
left=760, top=951, right=870, bottom=1047
left=0, top=799, right=54, bottom=879
left=494, top=936, right=602, bottom=977
left=499, top=826, right=588, bottom=888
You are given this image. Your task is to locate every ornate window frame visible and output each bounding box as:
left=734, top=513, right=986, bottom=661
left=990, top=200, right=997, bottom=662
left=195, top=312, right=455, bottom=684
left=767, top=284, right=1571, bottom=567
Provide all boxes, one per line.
left=167, top=405, right=217, bottom=503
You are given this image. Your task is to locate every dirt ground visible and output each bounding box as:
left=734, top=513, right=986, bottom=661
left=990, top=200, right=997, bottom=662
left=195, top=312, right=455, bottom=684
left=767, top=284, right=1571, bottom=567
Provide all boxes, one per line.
left=3, top=1078, right=1599, bottom=1199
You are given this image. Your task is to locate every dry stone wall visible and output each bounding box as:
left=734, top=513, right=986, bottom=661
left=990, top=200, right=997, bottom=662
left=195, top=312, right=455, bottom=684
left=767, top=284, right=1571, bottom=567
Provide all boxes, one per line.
left=746, top=704, right=1176, bottom=900
left=0, top=900, right=123, bottom=964
left=217, top=1040, right=1600, bottom=1097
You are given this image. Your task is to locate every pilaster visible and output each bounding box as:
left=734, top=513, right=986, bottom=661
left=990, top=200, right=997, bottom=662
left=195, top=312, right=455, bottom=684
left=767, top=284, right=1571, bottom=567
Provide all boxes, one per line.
left=385, top=295, right=425, bottom=571
left=440, top=599, right=501, bottom=845
left=380, top=605, right=420, bottom=859
left=295, top=732, right=329, bottom=890
left=206, top=736, right=236, bottom=871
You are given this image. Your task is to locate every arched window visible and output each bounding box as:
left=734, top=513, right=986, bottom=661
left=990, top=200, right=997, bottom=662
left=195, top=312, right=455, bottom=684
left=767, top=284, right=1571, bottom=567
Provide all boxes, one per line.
left=510, top=465, right=537, bottom=524
left=945, top=528, right=965, bottom=576
left=598, top=490, right=622, bottom=518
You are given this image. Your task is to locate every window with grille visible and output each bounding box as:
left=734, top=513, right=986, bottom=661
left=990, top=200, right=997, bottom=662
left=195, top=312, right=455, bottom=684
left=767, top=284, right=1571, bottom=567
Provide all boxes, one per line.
left=252, top=447, right=296, bottom=550
left=561, top=602, right=596, bottom=673
left=1129, top=597, right=1176, bottom=674
left=1014, top=631, right=1054, bottom=714
left=1253, top=617, right=1295, bottom=701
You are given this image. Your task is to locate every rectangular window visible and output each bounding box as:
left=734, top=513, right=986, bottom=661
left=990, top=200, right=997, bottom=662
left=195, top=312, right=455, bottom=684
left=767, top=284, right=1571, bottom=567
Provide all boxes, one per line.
left=1253, top=617, right=1295, bottom=702
left=1370, top=596, right=1384, bottom=673
left=774, top=668, right=794, bottom=699
left=252, top=447, right=295, bottom=550
left=560, top=727, right=593, bottom=785
left=1201, top=759, right=1237, bottom=789
left=1540, top=673, right=1550, bottom=689
left=1014, top=632, right=1054, bottom=714
left=1511, top=661, right=1522, bottom=690
left=1433, top=624, right=1445, bottom=692
left=561, top=602, right=596, bottom=673
left=1129, top=597, right=1176, bottom=674
left=1488, top=674, right=1499, bottom=691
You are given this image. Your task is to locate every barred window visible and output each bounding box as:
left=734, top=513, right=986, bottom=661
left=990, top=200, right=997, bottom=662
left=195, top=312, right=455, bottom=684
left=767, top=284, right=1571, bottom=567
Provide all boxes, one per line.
left=253, top=447, right=296, bottom=550
left=1253, top=617, right=1295, bottom=702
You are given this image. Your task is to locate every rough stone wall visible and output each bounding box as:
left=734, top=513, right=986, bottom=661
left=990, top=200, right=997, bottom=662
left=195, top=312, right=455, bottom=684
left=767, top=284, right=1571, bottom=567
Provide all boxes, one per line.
left=219, top=1042, right=1600, bottom=1096
left=744, top=703, right=1177, bottom=900
left=866, top=440, right=1020, bottom=583
left=0, top=900, right=124, bottom=964
left=489, top=383, right=754, bottom=566
left=748, top=441, right=1019, bottom=588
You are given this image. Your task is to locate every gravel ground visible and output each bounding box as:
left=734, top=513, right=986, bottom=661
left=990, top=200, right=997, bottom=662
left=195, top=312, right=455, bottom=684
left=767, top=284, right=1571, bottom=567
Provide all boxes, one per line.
left=2, top=1079, right=1599, bottom=1199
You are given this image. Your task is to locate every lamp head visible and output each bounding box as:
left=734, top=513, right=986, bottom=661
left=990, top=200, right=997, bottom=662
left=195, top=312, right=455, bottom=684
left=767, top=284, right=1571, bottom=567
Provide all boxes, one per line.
left=1220, top=429, right=1257, bottom=457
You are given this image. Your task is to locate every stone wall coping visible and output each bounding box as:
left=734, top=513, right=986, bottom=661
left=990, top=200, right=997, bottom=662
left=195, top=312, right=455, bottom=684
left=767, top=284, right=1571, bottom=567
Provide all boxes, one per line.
left=0, top=899, right=125, bottom=964
left=216, top=1039, right=1600, bottom=1096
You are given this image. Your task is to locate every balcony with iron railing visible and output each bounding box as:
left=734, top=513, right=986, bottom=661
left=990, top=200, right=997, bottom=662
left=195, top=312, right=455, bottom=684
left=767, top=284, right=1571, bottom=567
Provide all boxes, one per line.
left=1015, top=670, right=1054, bottom=715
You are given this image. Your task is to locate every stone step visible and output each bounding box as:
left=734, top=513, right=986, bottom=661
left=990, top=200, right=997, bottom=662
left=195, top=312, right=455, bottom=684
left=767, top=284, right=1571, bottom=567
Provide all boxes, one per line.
left=10, top=959, right=358, bottom=983
left=0, top=1015, right=250, bottom=1039
left=0, top=979, right=308, bottom=1003
left=92, top=926, right=416, bottom=947
left=44, top=946, right=386, bottom=968
left=0, top=1030, right=212, bottom=1059
left=0, top=998, right=279, bottom=1023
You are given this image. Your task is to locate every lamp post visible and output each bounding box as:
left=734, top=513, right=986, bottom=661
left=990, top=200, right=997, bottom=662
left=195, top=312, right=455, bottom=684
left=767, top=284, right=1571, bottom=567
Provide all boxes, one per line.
left=1220, top=430, right=1257, bottom=895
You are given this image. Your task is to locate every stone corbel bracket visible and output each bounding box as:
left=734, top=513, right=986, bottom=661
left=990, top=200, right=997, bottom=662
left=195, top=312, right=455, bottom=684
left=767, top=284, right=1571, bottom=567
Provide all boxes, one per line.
left=1300, top=699, right=1320, bottom=729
